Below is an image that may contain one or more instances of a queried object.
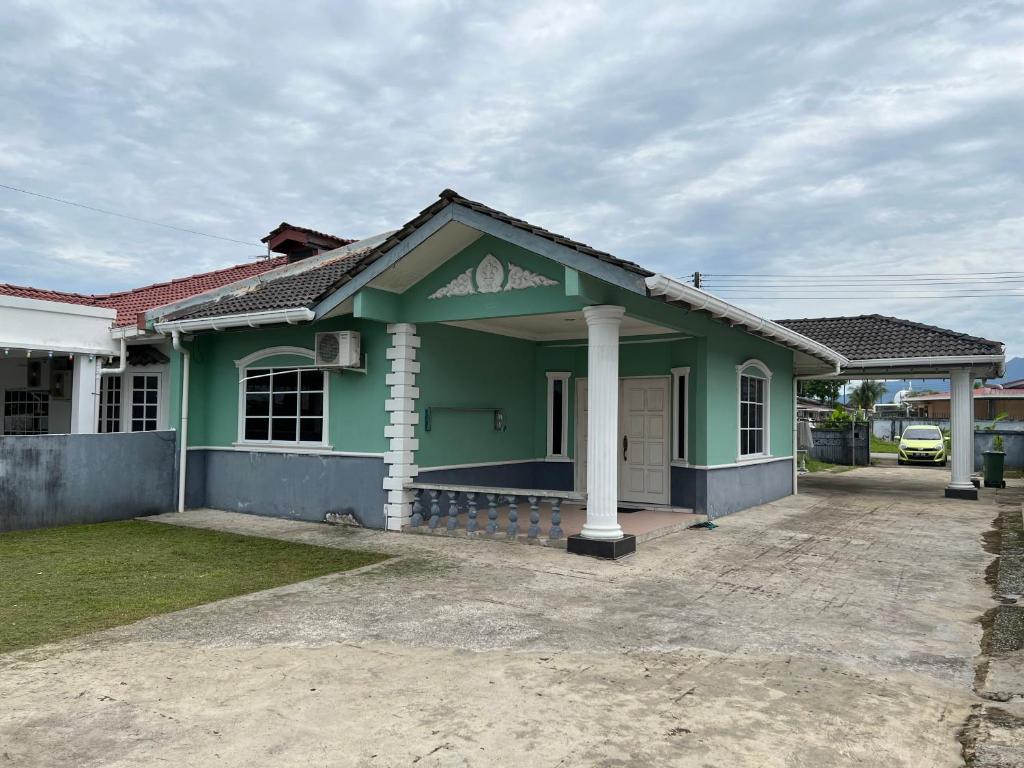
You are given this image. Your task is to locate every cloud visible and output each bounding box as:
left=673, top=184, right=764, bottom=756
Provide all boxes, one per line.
left=0, top=0, right=1021, bottom=357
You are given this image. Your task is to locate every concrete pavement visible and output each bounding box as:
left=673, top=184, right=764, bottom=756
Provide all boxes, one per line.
left=1, top=466, right=1021, bottom=767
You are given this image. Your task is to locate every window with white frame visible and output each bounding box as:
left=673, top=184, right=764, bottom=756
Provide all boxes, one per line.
left=130, top=374, right=160, bottom=432
left=3, top=390, right=49, bottom=435
left=737, top=360, right=771, bottom=458
left=546, top=372, right=570, bottom=458
left=671, top=367, right=689, bottom=462
left=98, top=375, right=122, bottom=433
left=241, top=363, right=326, bottom=445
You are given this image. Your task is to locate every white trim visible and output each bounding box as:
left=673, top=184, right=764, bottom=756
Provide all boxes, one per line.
left=235, top=346, right=314, bottom=368
left=186, top=444, right=381, bottom=458
left=645, top=274, right=847, bottom=371
left=671, top=366, right=690, bottom=463
left=546, top=371, right=571, bottom=459
left=236, top=352, right=329, bottom=448
left=540, top=334, right=690, bottom=348
left=210, top=444, right=370, bottom=456
left=0, top=294, right=117, bottom=319
left=677, top=455, right=794, bottom=470
left=737, top=359, right=771, bottom=461
left=419, top=458, right=537, bottom=471
left=154, top=307, right=315, bottom=334
left=846, top=354, right=1004, bottom=368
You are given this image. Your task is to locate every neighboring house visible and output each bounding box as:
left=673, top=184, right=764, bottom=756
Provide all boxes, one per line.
left=0, top=238, right=320, bottom=436
left=138, top=190, right=1005, bottom=537
left=903, top=388, right=1024, bottom=420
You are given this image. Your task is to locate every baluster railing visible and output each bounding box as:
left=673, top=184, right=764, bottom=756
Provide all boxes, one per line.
left=548, top=498, right=563, bottom=540
left=466, top=492, right=478, bottom=533
left=446, top=490, right=459, bottom=531
left=428, top=490, right=441, bottom=529
left=506, top=495, right=519, bottom=539
left=410, top=489, right=424, bottom=527
left=527, top=495, right=540, bottom=539
left=486, top=494, right=498, bottom=534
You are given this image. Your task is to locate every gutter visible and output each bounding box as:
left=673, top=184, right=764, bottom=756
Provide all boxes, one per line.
left=154, top=307, right=315, bottom=334
left=842, top=354, right=1006, bottom=376
left=170, top=330, right=190, bottom=513
left=645, top=274, right=847, bottom=373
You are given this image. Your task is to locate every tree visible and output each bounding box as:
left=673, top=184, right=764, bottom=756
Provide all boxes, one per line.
left=848, top=380, right=887, bottom=412
left=799, top=379, right=841, bottom=405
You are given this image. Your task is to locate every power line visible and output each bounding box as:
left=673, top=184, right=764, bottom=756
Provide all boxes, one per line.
left=703, top=270, right=1024, bottom=278
left=703, top=279, right=1024, bottom=288
left=711, top=293, right=1024, bottom=300
left=0, top=182, right=262, bottom=247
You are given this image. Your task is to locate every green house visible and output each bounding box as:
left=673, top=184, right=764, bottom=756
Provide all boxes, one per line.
left=146, top=190, right=1005, bottom=554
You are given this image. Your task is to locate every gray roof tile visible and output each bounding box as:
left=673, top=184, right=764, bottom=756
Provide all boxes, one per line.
left=776, top=314, right=1003, bottom=361
left=163, top=189, right=653, bottom=322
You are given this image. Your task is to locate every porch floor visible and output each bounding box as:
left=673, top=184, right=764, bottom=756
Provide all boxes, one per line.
left=403, top=502, right=708, bottom=548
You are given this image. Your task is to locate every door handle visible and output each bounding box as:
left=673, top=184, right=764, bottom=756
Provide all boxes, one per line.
left=622, top=435, right=628, bottom=460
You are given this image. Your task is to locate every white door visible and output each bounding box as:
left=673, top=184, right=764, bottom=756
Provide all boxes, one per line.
left=575, top=377, right=671, bottom=506
left=619, top=377, right=670, bottom=506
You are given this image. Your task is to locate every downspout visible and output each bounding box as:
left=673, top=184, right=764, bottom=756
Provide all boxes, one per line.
left=793, top=377, right=798, bottom=496
left=171, top=330, right=190, bottom=513
left=96, top=336, right=128, bottom=432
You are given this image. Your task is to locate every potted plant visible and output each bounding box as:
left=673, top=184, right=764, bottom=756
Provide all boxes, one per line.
left=983, top=433, right=1006, bottom=489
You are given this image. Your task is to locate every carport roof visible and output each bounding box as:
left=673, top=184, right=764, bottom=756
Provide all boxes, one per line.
left=776, top=314, right=1003, bottom=361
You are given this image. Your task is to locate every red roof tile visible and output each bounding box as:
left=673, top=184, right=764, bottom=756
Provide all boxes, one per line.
left=0, top=257, right=287, bottom=326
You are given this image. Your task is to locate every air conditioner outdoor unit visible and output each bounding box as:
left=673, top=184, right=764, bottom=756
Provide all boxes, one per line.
left=315, top=331, right=361, bottom=368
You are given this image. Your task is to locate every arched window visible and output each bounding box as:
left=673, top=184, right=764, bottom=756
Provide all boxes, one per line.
left=736, top=359, right=771, bottom=459
left=235, top=347, right=328, bottom=447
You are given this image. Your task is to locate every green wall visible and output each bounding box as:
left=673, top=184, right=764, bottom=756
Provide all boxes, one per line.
left=182, top=317, right=390, bottom=453
left=171, top=233, right=795, bottom=470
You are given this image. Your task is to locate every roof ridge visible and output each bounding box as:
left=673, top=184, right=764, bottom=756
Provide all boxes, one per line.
left=0, top=282, right=102, bottom=301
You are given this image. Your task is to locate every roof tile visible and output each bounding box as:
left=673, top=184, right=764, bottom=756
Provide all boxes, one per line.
left=775, top=314, right=1003, bottom=361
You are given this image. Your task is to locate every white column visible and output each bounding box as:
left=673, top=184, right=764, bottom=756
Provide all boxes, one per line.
left=383, top=323, right=421, bottom=530
left=581, top=305, right=625, bottom=540
left=946, top=367, right=977, bottom=497
left=69, top=354, right=98, bottom=434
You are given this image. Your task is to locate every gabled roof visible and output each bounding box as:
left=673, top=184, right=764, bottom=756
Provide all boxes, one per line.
left=261, top=222, right=354, bottom=248
left=160, top=189, right=653, bottom=323
left=775, top=314, right=1003, bottom=361
left=0, top=257, right=287, bottom=327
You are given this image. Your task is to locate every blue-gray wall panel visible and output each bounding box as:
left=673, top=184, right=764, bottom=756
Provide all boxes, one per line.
left=0, top=431, right=177, bottom=532
left=704, top=459, right=794, bottom=519
left=189, top=449, right=387, bottom=528
left=418, top=460, right=574, bottom=490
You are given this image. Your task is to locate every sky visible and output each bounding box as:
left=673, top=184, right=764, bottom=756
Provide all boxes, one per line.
left=1, top=0, right=1022, bottom=358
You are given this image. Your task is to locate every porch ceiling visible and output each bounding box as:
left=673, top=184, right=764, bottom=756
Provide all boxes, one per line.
left=444, top=311, right=677, bottom=342
left=368, top=221, right=481, bottom=295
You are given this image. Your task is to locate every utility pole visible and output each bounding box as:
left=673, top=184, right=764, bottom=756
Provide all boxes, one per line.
left=693, top=271, right=702, bottom=289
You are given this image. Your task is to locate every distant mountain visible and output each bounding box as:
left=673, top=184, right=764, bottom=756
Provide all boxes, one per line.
left=875, top=356, right=1024, bottom=403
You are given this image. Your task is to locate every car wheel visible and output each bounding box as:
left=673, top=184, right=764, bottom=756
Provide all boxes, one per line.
left=898, top=458, right=905, bottom=466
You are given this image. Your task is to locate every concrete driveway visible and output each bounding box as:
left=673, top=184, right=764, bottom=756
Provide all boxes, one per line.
left=1, top=466, right=1020, bottom=767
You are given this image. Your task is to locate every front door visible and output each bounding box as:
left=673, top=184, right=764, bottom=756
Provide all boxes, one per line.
left=619, top=377, right=671, bottom=506
left=575, top=377, right=671, bottom=506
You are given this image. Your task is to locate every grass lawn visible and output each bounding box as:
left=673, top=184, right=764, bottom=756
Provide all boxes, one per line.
left=0, top=520, right=388, bottom=654
left=804, top=457, right=853, bottom=473
left=871, top=435, right=899, bottom=454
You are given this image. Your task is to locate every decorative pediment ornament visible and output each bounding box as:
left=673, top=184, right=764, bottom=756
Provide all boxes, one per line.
left=427, top=254, right=560, bottom=299
left=504, top=263, right=559, bottom=291
left=427, top=268, right=475, bottom=299
left=476, top=254, right=505, bottom=293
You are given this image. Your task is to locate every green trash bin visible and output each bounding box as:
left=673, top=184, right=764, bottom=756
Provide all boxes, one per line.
left=983, top=449, right=1006, bottom=489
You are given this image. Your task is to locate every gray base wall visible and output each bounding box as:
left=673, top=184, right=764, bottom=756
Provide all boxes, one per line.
left=0, top=431, right=177, bottom=532
left=672, top=458, right=794, bottom=519
left=417, top=461, right=575, bottom=491
left=975, top=430, right=1024, bottom=470
left=185, top=449, right=387, bottom=529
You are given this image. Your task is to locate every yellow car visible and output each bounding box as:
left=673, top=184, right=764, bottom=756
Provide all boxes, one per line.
left=897, top=425, right=947, bottom=466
